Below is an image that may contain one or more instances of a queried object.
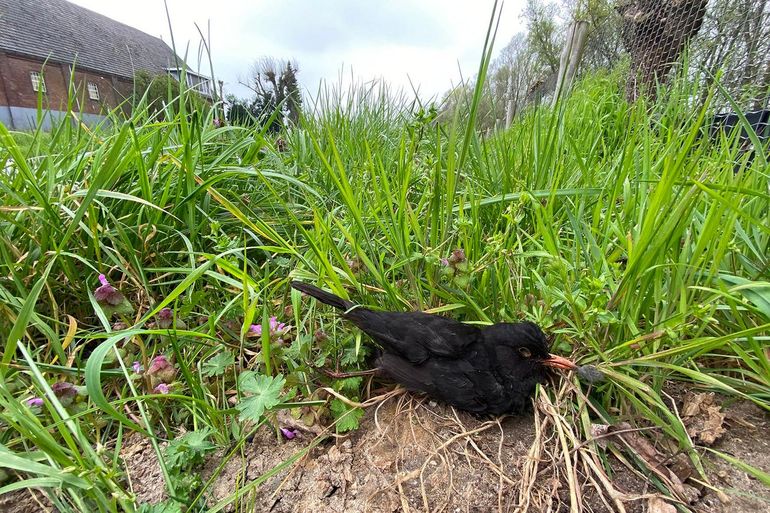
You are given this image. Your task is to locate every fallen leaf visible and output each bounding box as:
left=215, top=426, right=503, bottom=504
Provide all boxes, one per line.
left=669, top=453, right=694, bottom=482
left=681, top=392, right=726, bottom=445
left=648, top=497, right=676, bottom=513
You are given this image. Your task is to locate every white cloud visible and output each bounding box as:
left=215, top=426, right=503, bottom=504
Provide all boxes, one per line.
left=68, top=0, right=527, bottom=101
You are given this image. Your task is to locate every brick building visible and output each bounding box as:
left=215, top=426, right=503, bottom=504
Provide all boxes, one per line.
left=0, top=0, right=212, bottom=130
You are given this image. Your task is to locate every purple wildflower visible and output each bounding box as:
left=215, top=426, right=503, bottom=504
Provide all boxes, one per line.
left=440, top=249, right=469, bottom=280
left=248, top=317, right=291, bottom=343
left=271, top=317, right=287, bottom=334
left=449, top=249, right=466, bottom=264
left=156, top=307, right=187, bottom=330
left=280, top=427, right=298, bottom=440
left=154, top=383, right=170, bottom=394
left=94, top=274, right=126, bottom=306
left=50, top=381, right=80, bottom=407
left=213, top=118, right=223, bottom=128
left=157, top=307, right=173, bottom=325
left=51, top=381, right=78, bottom=399
left=146, top=355, right=176, bottom=385
left=132, top=361, right=144, bottom=374
left=147, top=355, right=170, bottom=372
left=248, top=324, right=262, bottom=337
left=26, top=397, right=44, bottom=408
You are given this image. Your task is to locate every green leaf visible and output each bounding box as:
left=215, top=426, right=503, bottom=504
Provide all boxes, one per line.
left=236, top=372, right=285, bottom=422
left=99, top=297, right=135, bottom=318
left=69, top=188, right=179, bottom=219
left=455, top=188, right=603, bottom=211
left=85, top=330, right=152, bottom=435
left=333, top=377, right=362, bottom=395
left=165, top=428, right=216, bottom=470
left=704, top=448, right=770, bottom=487
left=137, top=499, right=184, bottom=513
left=0, top=444, right=90, bottom=489
left=2, top=259, right=56, bottom=374
left=330, top=399, right=364, bottom=433
left=717, top=274, right=770, bottom=320
left=201, top=351, right=235, bottom=378
left=0, top=477, right=63, bottom=495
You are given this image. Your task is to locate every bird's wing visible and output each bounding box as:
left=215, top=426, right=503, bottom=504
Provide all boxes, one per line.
left=377, top=353, right=489, bottom=413
left=346, top=310, right=483, bottom=364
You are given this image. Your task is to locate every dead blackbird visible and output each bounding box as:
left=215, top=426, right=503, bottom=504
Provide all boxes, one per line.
left=291, top=281, right=577, bottom=415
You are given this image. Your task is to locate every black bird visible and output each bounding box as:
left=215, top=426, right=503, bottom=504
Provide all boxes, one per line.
left=291, top=281, right=576, bottom=415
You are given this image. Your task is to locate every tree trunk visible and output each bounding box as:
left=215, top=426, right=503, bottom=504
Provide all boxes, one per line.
left=617, top=0, right=708, bottom=102
left=505, top=72, right=515, bottom=128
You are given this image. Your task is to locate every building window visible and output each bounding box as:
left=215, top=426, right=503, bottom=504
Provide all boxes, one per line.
left=30, top=71, right=46, bottom=93
left=87, top=82, right=100, bottom=101
left=200, top=79, right=211, bottom=96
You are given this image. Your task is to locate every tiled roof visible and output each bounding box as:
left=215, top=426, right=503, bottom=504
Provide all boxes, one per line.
left=0, top=0, right=183, bottom=79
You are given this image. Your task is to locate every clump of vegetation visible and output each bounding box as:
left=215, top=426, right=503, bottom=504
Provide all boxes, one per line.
left=133, top=69, right=210, bottom=117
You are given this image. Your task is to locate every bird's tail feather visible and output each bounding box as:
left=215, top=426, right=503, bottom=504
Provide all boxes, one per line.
left=290, top=281, right=354, bottom=311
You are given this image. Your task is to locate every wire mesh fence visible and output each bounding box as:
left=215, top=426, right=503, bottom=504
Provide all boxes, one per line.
left=617, top=0, right=770, bottom=114
left=693, top=0, right=770, bottom=113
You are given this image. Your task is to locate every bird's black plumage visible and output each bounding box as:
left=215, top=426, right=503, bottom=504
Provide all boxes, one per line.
left=291, top=281, right=575, bottom=415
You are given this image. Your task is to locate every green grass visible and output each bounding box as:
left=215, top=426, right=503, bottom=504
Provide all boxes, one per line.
left=1, top=37, right=769, bottom=513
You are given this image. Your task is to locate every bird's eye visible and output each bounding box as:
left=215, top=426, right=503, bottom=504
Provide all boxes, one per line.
left=518, top=347, right=532, bottom=358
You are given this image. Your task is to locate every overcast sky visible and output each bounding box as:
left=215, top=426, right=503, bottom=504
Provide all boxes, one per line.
left=69, top=0, right=527, bottom=102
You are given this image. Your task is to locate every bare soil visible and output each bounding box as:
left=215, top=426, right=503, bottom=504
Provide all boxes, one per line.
left=202, top=393, right=536, bottom=512
left=2, top=388, right=769, bottom=513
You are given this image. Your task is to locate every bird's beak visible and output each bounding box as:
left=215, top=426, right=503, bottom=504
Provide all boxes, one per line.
left=542, top=354, right=577, bottom=371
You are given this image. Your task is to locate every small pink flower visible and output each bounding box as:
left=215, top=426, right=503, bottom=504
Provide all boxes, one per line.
left=132, top=361, right=144, bottom=374
left=280, top=427, right=298, bottom=440
left=154, top=383, right=170, bottom=394
left=51, top=381, right=80, bottom=406
left=94, top=274, right=126, bottom=305
left=147, top=355, right=176, bottom=384
left=147, top=355, right=170, bottom=372
left=51, top=381, right=78, bottom=399
left=158, top=307, right=173, bottom=321
left=449, top=249, right=466, bottom=264
left=268, top=317, right=289, bottom=336
left=248, top=318, right=291, bottom=342
left=156, top=307, right=186, bottom=330
left=27, top=397, right=43, bottom=408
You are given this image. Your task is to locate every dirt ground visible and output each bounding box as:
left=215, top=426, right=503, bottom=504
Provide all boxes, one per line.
left=202, top=392, right=537, bottom=513
left=2, top=387, right=769, bottom=513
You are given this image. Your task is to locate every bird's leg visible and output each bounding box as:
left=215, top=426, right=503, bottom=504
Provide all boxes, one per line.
left=320, top=368, right=379, bottom=379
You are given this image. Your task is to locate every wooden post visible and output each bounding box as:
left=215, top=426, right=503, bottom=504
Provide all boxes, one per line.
left=504, top=71, right=514, bottom=129
left=551, top=20, right=589, bottom=108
